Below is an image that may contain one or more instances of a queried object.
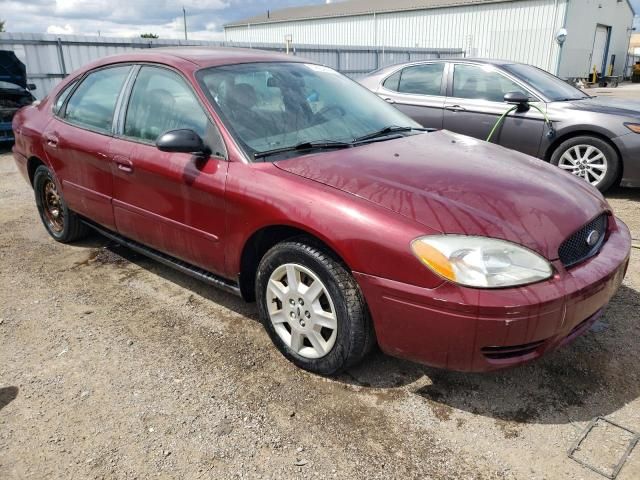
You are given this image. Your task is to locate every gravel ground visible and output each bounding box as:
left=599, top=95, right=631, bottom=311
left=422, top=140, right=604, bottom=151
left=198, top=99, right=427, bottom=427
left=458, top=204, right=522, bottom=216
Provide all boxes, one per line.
left=1, top=148, right=639, bottom=480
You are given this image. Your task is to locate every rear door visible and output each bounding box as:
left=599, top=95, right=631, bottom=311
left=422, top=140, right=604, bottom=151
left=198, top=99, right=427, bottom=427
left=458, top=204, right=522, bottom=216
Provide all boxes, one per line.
left=110, top=65, right=228, bottom=275
left=42, top=65, right=132, bottom=230
left=376, top=62, right=446, bottom=129
left=442, top=63, right=545, bottom=157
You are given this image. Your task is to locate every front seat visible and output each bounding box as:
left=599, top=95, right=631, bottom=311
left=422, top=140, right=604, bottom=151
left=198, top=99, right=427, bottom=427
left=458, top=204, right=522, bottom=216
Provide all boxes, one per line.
left=139, top=89, right=176, bottom=142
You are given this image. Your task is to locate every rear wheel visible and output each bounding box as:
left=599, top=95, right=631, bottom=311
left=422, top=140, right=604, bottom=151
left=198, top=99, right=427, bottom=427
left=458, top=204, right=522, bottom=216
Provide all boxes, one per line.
left=33, top=165, right=89, bottom=243
left=550, top=136, right=620, bottom=192
left=255, top=239, right=375, bottom=375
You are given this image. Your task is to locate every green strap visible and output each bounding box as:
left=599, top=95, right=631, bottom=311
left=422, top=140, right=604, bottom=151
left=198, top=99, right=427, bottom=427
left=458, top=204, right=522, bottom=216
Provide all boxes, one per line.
left=486, top=103, right=552, bottom=142
left=486, top=106, right=518, bottom=142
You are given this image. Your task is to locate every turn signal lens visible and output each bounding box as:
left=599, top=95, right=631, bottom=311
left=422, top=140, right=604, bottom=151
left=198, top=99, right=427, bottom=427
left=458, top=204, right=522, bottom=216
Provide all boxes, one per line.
left=411, top=235, right=553, bottom=288
left=625, top=123, right=640, bottom=134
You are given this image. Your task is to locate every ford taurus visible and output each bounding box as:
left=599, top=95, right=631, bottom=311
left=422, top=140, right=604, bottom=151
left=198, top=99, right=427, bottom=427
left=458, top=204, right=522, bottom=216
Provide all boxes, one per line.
left=12, top=49, right=631, bottom=375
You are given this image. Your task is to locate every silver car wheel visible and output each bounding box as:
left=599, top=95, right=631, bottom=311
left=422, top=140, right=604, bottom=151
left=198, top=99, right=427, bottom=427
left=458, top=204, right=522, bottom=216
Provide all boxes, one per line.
left=266, top=263, right=338, bottom=359
left=557, top=144, right=608, bottom=186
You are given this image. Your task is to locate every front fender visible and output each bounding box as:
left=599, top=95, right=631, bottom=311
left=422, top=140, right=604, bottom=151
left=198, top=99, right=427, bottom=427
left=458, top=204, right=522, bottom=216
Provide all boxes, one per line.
left=224, top=162, right=444, bottom=289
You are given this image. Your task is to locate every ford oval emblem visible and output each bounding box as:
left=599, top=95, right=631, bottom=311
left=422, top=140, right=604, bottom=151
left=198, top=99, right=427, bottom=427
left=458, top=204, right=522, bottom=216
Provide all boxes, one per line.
left=586, top=230, right=600, bottom=247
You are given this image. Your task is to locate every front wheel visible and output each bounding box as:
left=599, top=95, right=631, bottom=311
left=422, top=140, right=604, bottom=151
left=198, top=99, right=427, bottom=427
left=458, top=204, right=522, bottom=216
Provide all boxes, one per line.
left=33, top=165, right=89, bottom=243
left=550, top=136, right=620, bottom=192
left=255, top=239, right=375, bottom=375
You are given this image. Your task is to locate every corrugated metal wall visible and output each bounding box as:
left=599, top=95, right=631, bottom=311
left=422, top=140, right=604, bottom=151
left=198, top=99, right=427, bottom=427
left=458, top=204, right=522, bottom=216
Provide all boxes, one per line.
left=225, top=0, right=567, bottom=73
left=0, top=32, right=463, bottom=97
left=0, top=33, right=226, bottom=97
left=561, top=0, right=634, bottom=78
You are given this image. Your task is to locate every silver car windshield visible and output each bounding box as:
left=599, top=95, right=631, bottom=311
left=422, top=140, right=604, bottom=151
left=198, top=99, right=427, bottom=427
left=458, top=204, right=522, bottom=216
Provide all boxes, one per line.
left=503, top=64, right=589, bottom=101
left=197, top=62, right=421, bottom=160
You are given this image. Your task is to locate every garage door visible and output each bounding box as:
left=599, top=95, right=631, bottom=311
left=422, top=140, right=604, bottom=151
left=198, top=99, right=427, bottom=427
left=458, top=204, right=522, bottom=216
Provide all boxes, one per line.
left=591, top=25, right=610, bottom=74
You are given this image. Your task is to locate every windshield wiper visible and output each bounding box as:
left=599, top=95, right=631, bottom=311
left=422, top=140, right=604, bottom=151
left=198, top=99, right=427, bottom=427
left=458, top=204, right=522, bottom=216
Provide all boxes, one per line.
left=254, top=140, right=353, bottom=160
left=353, top=126, right=429, bottom=143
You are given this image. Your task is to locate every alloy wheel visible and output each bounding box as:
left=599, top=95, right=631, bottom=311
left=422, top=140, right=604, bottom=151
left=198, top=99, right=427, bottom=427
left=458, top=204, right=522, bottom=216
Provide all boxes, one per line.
left=557, top=144, right=608, bottom=186
left=265, top=263, right=338, bottom=359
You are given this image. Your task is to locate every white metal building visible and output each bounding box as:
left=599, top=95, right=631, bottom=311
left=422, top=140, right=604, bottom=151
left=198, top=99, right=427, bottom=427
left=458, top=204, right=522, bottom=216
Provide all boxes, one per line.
left=224, top=0, right=636, bottom=78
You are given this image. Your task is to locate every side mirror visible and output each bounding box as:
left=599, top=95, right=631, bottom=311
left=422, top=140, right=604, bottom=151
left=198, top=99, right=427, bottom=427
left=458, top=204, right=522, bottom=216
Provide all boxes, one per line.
left=156, top=129, right=210, bottom=156
left=27, top=83, right=37, bottom=91
left=504, top=91, right=529, bottom=105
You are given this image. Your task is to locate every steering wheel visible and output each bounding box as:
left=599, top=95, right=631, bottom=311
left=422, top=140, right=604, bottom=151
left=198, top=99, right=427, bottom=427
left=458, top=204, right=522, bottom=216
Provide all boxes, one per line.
left=315, top=105, right=346, bottom=119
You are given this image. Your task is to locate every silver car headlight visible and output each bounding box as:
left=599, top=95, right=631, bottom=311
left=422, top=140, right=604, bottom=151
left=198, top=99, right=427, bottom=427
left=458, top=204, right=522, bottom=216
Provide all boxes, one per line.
left=411, top=235, right=553, bottom=288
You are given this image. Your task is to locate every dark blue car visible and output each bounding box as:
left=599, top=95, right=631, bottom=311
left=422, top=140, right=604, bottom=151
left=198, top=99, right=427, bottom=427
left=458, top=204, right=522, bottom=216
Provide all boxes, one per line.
left=1, top=50, right=36, bottom=143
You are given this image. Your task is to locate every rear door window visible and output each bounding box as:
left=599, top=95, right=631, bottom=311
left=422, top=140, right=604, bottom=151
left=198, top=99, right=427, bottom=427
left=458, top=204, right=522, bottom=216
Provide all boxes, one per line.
left=397, top=63, right=444, bottom=95
left=64, top=66, right=131, bottom=134
left=382, top=64, right=444, bottom=96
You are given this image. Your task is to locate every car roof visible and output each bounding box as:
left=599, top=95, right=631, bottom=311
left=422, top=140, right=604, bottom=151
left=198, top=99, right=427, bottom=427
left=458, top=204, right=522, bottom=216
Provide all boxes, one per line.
left=367, top=57, right=522, bottom=76
left=77, top=47, right=310, bottom=74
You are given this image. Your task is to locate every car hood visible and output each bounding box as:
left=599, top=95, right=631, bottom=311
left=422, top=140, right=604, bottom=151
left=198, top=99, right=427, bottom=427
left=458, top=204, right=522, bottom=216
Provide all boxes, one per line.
left=0, top=51, right=28, bottom=89
left=559, top=96, right=640, bottom=119
left=274, top=130, right=608, bottom=260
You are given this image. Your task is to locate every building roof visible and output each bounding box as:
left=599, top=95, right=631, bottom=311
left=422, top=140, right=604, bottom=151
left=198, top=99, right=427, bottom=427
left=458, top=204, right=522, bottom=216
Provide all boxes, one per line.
left=225, top=0, right=513, bottom=27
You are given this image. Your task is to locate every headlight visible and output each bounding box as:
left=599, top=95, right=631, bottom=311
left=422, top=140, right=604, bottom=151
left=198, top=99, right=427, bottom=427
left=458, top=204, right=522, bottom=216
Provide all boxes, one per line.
left=624, top=123, right=640, bottom=134
left=411, top=235, right=553, bottom=288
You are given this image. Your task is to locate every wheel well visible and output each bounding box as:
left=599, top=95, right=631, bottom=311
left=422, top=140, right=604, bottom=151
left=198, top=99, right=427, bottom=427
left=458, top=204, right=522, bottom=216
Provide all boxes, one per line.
left=27, top=156, right=46, bottom=187
left=544, top=130, right=623, bottom=176
left=238, top=225, right=346, bottom=302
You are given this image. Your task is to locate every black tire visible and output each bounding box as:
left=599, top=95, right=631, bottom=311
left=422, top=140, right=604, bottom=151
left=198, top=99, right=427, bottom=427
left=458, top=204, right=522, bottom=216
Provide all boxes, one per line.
left=550, top=135, right=620, bottom=192
left=33, top=165, right=89, bottom=243
left=255, top=238, right=375, bottom=375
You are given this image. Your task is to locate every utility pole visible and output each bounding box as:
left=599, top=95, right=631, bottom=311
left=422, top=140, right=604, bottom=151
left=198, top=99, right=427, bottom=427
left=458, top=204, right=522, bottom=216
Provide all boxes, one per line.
left=183, top=6, right=187, bottom=41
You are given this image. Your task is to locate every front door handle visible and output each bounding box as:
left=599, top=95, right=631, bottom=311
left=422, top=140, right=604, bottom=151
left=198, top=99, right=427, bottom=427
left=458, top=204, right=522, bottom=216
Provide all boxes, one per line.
left=113, top=157, right=134, bottom=174
left=445, top=104, right=466, bottom=112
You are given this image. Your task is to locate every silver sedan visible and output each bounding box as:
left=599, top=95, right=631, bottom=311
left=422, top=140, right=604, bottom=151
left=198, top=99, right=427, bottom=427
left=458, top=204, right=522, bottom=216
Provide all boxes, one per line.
left=359, top=59, right=640, bottom=192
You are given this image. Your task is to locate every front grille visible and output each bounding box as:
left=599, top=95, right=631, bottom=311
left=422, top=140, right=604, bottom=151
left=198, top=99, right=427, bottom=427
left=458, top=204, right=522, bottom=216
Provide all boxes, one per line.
left=481, top=340, right=546, bottom=360
left=558, top=213, right=608, bottom=268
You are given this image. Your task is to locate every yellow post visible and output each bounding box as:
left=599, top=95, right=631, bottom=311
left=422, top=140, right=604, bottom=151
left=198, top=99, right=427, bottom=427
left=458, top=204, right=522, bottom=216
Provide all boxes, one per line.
left=592, top=66, right=597, bottom=83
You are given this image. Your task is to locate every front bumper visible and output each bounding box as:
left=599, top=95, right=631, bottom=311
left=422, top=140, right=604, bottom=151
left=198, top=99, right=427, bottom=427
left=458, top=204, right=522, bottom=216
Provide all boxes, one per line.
left=613, top=132, right=640, bottom=188
left=355, top=216, right=631, bottom=372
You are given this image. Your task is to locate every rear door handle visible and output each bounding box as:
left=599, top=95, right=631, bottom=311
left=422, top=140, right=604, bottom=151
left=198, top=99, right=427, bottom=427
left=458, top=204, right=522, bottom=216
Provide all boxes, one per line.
left=44, top=134, right=59, bottom=148
left=113, top=157, right=134, bottom=174
left=382, top=97, right=396, bottom=104
left=444, top=104, right=466, bottom=112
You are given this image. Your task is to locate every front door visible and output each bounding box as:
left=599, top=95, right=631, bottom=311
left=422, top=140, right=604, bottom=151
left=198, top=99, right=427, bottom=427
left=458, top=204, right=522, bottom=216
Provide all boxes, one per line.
left=377, top=62, right=446, bottom=129
left=43, top=65, right=132, bottom=230
left=442, top=63, right=545, bottom=157
left=111, top=65, right=228, bottom=275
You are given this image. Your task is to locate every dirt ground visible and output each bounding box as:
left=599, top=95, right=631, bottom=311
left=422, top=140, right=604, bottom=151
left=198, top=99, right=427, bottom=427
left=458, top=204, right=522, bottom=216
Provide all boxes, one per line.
left=1, top=147, right=639, bottom=480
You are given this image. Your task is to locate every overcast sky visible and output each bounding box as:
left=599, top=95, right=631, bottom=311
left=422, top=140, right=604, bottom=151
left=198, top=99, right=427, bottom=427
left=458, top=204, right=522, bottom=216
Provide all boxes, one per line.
left=0, top=0, right=638, bottom=40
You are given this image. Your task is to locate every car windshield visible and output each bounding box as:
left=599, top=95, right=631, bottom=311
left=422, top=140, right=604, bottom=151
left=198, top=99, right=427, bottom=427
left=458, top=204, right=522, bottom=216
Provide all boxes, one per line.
left=502, top=64, right=589, bottom=101
left=197, top=62, right=421, bottom=160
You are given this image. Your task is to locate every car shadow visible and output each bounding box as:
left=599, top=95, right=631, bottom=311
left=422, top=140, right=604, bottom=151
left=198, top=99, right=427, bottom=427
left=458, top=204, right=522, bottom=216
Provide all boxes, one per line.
left=77, top=233, right=640, bottom=426
left=342, top=284, right=640, bottom=425
left=0, top=143, right=13, bottom=155
left=606, top=186, right=640, bottom=201
left=0, top=386, right=19, bottom=411
left=73, top=234, right=257, bottom=321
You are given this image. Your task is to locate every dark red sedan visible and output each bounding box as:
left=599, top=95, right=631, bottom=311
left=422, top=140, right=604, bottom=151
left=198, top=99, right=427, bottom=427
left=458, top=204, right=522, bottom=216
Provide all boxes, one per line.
left=12, top=48, right=631, bottom=375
